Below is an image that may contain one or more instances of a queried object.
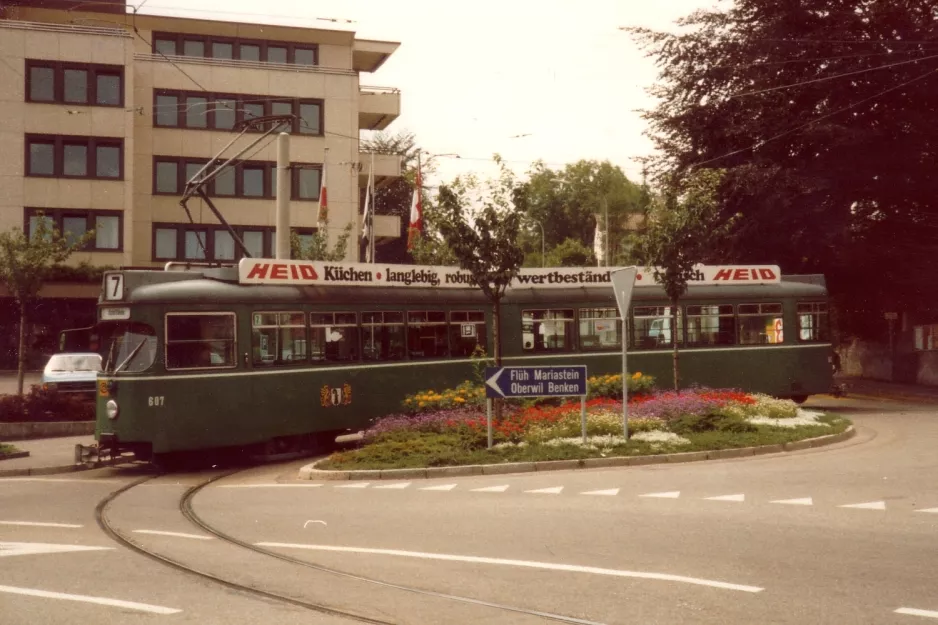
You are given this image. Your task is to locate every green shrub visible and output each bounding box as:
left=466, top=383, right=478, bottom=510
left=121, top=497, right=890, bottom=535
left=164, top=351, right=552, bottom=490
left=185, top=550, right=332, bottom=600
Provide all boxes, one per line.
left=0, top=386, right=95, bottom=423
left=669, top=408, right=757, bottom=435
left=587, top=372, right=655, bottom=399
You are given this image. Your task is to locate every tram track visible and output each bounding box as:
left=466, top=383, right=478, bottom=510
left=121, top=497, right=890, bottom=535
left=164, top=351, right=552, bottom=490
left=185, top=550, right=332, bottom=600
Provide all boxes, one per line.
left=97, top=467, right=605, bottom=625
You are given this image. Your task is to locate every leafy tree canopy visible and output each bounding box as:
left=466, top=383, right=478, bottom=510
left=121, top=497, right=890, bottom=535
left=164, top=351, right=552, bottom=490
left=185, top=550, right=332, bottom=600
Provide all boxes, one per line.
left=628, top=0, right=938, bottom=335
left=514, top=159, right=645, bottom=266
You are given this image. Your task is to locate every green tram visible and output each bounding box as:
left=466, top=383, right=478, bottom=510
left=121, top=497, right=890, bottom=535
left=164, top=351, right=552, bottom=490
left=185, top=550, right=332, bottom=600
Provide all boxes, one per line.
left=91, top=261, right=833, bottom=459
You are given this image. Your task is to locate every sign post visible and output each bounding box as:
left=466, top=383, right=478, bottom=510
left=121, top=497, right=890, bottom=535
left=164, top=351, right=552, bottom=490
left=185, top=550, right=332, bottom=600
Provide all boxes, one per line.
left=485, top=365, right=588, bottom=448
left=610, top=267, right=638, bottom=438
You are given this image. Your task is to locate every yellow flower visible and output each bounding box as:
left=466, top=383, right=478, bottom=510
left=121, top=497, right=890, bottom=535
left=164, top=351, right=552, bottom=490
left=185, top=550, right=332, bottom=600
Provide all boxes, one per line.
left=418, top=401, right=425, bottom=408
left=632, top=372, right=642, bottom=379
left=454, top=397, right=465, bottom=403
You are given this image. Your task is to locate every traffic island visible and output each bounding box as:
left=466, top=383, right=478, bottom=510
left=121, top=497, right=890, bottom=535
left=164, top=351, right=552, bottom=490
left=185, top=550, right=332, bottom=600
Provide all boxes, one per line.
left=299, top=426, right=855, bottom=480
left=0, top=444, right=29, bottom=461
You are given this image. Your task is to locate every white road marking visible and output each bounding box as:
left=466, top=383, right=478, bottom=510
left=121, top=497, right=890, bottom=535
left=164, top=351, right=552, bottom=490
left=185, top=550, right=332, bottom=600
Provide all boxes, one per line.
left=0, top=584, right=181, bottom=614
left=771, top=498, right=814, bottom=506
left=0, top=478, right=122, bottom=484
left=471, top=485, right=510, bottom=493
left=420, top=484, right=457, bottom=491
left=524, top=486, right=563, bottom=495
left=581, top=489, right=620, bottom=496
left=372, top=482, right=412, bottom=490
left=915, top=508, right=938, bottom=514
left=257, top=543, right=764, bottom=593
left=218, top=484, right=322, bottom=488
left=896, top=607, right=938, bottom=619
left=640, top=491, right=681, bottom=499
left=0, top=521, right=82, bottom=528
left=132, top=530, right=213, bottom=540
left=0, top=542, right=113, bottom=558
left=839, top=501, right=886, bottom=510
left=304, top=520, right=327, bottom=528
left=705, top=494, right=746, bottom=502
left=334, top=483, right=370, bottom=489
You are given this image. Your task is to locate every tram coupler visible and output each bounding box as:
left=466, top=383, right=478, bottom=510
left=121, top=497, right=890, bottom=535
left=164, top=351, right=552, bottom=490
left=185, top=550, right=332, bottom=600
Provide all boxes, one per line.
left=74, top=433, right=119, bottom=465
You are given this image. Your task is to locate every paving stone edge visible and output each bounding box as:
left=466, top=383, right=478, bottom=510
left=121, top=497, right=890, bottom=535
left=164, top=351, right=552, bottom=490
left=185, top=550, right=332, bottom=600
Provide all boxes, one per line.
left=297, top=425, right=856, bottom=481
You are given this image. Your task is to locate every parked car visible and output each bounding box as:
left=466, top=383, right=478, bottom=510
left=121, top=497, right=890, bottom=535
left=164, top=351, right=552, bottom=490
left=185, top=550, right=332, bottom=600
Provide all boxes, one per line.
left=41, top=353, right=102, bottom=397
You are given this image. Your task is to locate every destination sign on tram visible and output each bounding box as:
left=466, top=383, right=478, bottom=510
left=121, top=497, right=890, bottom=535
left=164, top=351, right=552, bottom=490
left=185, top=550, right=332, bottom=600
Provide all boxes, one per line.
left=485, top=366, right=587, bottom=399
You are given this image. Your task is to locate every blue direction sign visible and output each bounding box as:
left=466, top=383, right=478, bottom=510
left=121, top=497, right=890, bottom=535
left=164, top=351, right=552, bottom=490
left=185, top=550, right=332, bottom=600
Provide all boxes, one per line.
left=485, top=366, right=587, bottom=399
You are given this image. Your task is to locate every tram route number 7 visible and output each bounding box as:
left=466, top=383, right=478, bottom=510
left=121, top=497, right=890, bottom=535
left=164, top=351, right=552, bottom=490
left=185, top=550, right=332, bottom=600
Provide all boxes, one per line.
left=104, top=274, right=124, bottom=301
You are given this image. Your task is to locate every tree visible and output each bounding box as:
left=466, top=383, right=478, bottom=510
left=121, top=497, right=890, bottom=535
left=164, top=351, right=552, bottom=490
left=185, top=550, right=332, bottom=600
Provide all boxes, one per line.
left=627, top=0, right=938, bottom=337
left=514, top=160, right=644, bottom=267
left=290, top=223, right=351, bottom=261
left=634, top=170, right=736, bottom=391
left=543, top=237, right=596, bottom=268
left=0, top=216, right=92, bottom=395
left=435, top=156, right=525, bottom=368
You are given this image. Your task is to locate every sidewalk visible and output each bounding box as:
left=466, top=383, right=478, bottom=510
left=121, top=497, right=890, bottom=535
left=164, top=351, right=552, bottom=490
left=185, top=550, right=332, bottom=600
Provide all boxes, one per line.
left=0, top=435, right=94, bottom=476
left=838, top=376, right=938, bottom=404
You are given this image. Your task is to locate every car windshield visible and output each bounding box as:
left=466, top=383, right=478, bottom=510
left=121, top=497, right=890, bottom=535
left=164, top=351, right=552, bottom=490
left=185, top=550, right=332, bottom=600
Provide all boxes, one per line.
left=100, top=322, right=158, bottom=373
left=45, top=354, right=102, bottom=373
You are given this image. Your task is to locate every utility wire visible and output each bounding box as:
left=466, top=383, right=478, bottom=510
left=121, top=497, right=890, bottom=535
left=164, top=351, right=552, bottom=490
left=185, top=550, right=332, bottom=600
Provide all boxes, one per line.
left=692, top=65, right=938, bottom=169
left=712, top=48, right=933, bottom=70
left=730, top=52, right=938, bottom=98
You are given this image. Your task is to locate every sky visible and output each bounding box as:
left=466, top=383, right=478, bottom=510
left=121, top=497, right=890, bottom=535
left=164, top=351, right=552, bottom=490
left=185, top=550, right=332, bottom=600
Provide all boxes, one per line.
left=136, top=0, right=715, bottom=185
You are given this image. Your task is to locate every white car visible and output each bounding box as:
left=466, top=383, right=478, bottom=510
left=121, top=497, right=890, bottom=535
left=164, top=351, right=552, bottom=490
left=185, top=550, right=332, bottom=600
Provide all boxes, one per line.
left=41, top=353, right=102, bottom=397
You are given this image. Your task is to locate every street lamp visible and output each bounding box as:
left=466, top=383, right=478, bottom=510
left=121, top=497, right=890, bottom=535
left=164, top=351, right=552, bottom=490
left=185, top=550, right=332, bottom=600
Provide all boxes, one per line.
left=529, top=219, right=545, bottom=267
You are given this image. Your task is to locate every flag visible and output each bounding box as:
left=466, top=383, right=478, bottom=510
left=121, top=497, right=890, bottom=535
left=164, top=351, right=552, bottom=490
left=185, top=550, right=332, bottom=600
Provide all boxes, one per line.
left=593, top=215, right=603, bottom=267
left=407, top=155, right=422, bottom=251
left=317, top=164, right=328, bottom=228
left=361, top=153, right=375, bottom=263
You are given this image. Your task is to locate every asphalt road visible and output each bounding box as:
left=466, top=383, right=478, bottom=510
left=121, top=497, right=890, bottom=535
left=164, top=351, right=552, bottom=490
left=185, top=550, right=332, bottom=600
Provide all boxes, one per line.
left=2, top=394, right=938, bottom=624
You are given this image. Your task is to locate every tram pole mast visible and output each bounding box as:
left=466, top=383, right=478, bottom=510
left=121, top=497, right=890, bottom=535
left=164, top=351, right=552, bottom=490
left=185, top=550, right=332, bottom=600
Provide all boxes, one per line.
left=276, top=132, right=291, bottom=259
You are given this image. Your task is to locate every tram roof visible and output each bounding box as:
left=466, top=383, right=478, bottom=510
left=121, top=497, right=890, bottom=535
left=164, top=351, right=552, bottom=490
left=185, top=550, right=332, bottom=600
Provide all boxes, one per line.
left=113, top=270, right=827, bottom=306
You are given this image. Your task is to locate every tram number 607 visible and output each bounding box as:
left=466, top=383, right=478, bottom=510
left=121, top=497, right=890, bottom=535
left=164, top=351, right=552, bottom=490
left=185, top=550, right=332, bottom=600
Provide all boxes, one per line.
left=148, top=396, right=165, bottom=407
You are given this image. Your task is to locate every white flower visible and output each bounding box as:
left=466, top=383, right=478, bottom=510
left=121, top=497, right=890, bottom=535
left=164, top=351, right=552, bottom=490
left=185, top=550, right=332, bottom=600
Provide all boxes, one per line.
left=747, top=409, right=830, bottom=428
left=630, top=430, right=691, bottom=445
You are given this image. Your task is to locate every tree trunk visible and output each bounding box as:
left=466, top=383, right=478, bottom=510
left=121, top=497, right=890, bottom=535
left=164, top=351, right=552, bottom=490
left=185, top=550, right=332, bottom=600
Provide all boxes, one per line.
left=17, top=300, right=26, bottom=397
left=671, top=296, right=679, bottom=392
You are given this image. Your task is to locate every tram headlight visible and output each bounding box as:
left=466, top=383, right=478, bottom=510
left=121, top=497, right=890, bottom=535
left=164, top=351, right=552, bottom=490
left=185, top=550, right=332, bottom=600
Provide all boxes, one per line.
left=105, top=400, right=119, bottom=420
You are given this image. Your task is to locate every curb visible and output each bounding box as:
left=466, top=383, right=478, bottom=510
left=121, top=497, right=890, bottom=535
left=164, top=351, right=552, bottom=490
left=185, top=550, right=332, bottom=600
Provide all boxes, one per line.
left=0, top=455, right=129, bottom=478
left=843, top=390, right=938, bottom=405
left=0, top=451, right=30, bottom=462
left=297, top=426, right=857, bottom=481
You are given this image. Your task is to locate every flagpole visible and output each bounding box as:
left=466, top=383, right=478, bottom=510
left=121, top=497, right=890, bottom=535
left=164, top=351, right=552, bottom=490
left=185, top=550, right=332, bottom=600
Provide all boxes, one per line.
left=370, top=151, right=376, bottom=264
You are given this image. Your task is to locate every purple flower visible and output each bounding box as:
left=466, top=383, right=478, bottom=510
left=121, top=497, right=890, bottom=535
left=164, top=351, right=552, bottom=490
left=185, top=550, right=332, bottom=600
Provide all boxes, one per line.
left=630, top=389, right=725, bottom=420
left=364, top=408, right=483, bottom=440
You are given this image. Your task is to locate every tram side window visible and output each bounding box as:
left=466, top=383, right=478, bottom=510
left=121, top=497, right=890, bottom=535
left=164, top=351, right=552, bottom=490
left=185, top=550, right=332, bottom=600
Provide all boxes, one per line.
left=522, top=309, right=574, bottom=352
left=449, top=311, right=487, bottom=357
left=310, top=312, right=359, bottom=362
left=362, top=311, right=405, bottom=361
left=633, top=306, right=683, bottom=349
left=407, top=311, right=448, bottom=359
left=738, top=303, right=784, bottom=345
left=579, top=308, right=622, bottom=350
left=686, top=305, right=735, bottom=346
left=797, top=302, right=829, bottom=342
left=252, top=312, right=306, bottom=366
left=165, top=312, right=236, bottom=369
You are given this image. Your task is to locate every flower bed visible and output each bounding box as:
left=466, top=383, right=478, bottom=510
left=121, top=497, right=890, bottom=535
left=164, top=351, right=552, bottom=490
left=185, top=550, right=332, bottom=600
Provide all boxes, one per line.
left=322, top=382, right=849, bottom=470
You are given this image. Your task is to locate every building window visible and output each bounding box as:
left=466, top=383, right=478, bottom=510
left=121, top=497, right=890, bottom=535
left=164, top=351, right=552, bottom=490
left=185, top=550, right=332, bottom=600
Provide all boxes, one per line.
left=579, top=308, right=622, bottom=350
left=797, top=302, right=829, bottom=342
left=522, top=309, right=575, bottom=352
left=253, top=312, right=307, bottom=366
left=26, top=135, right=123, bottom=180
left=152, top=90, right=322, bottom=135
left=24, top=208, right=122, bottom=251
left=407, top=311, right=448, bottom=359
left=152, top=33, right=319, bottom=65
left=362, top=311, right=405, bottom=361
left=25, top=61, right=123, bottom=107
left=152, top=157, right=320, bottom=201
left=915, top=325, right=938, bottom=351
left=165, top=312, right=236, bottom=370
left=633, top=306, right=683, bottom=349
left=686, top=304, right=735, bottom=346
left=152, top=223, right=312, bottom=261
left=310, top=312, right=359, bottom=362
left=738, top=303, right=784, bottom=345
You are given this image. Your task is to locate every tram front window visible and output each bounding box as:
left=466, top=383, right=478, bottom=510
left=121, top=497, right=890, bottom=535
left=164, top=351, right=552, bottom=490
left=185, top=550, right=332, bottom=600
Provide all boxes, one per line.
left=100, top=322, right=157, bottom=373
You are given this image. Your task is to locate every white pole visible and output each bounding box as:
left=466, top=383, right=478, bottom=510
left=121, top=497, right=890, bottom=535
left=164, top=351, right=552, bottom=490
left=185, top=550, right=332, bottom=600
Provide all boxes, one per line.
left=370, top=151, right=376, bottom=263
left=486, top=398, right=493, bottom=449
left=275, top=132, right=290, bottom=259
left=622, top=316, right=628, bottom=439
left=581, top=395, right=587, bottom=444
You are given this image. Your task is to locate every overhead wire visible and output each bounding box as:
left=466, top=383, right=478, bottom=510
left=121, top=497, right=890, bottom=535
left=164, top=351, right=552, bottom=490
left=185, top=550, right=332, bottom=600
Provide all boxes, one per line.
left=690, top=65, right=938, bottom=169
